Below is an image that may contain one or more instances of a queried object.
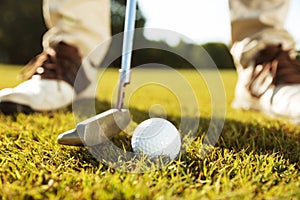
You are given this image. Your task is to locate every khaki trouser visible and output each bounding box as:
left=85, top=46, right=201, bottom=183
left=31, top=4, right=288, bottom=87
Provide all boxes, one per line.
left=229, top=0, right=295, bottom=69
left=42, top=0, right=295, bottom=68
left=42, top=0, right=111, bottom=64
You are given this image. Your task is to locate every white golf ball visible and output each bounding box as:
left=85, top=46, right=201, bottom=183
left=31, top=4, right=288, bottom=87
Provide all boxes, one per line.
left=131, top=118, right=181, bottom=159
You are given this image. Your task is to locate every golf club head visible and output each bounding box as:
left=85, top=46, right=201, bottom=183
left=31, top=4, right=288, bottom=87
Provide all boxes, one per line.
left=57, top=109, right=130, bottom=146
left=57, top=128, right=84, bottom=146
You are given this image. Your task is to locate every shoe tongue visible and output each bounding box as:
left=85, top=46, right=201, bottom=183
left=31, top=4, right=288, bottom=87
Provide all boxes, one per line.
left=19, top=42, right=91, bottom=94
left=254, top=44, right=282, bottom=66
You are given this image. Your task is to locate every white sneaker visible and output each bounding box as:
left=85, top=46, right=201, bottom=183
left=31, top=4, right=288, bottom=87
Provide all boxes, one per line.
left=232, top=44, right=300, bottom=124
left=0, top=42, right=97, bottom=114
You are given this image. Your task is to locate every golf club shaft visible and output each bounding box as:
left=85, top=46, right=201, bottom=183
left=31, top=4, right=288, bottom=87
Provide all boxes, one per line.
left=116, top=0, right=137, bottom=110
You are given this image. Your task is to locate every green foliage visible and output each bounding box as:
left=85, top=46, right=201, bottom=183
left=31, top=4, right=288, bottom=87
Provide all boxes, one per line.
left=202, top=42, right=235, bottom=69
left=107, top=32, right=235, bottom=69
left=0, top=0, right=46, bottom=64
left=111, top=0, right=145, bottom=34
left=0, top=65, right=300, bottom=199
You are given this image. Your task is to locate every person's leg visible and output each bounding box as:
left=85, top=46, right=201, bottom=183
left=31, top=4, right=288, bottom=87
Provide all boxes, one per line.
left=229, top=0, right=300, bottom=123
left=0, top=0, right=111, bottom=114
left=43, top=0, right=111, bottom=62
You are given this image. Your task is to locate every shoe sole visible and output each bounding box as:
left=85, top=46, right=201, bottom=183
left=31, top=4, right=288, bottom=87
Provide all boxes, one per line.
left=0, top=102, right=34, bottom=115
left=0, top=99, right=94, bottom=115
left=232, top=98, right=300, bottom=125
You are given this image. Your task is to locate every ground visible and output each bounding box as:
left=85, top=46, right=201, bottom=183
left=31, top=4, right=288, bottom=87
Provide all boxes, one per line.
left=0, top=65, right=299, bottom=199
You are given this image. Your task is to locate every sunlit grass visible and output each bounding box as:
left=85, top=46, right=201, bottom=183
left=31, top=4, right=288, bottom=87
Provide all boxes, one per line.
left=0, top=64, right=300, bottom=199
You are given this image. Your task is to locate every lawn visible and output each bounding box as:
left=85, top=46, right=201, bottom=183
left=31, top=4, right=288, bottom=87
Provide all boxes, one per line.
left=0, top=64, right=300, bottom=199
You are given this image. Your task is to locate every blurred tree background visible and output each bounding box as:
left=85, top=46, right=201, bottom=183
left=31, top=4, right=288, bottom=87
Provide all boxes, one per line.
left=0, top=0, right=234, bottom=69
left=0, top=0, right=46, bottom=64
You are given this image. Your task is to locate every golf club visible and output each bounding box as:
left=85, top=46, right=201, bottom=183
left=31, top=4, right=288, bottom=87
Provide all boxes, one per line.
left=57, top=0, right=137, bottom=146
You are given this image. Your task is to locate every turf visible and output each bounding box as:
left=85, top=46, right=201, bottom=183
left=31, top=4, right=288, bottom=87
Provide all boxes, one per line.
left=0, top=64, right=300, bottom=199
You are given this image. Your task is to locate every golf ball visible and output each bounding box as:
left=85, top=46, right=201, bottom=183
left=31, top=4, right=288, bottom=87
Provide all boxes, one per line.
left=131, top=118, right=181, bottom=159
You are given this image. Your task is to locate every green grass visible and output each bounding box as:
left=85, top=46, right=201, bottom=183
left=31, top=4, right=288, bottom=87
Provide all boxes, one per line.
left=0, top=64, right=300, bottom=199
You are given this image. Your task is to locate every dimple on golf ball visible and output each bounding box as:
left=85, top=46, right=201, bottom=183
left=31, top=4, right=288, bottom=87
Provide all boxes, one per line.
left=131, top=118, right=181, bottom=159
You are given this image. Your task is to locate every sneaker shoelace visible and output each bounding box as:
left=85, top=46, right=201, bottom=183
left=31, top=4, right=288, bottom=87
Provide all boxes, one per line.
left=247, top=44, right=300, bottom=98
left=19, top=42, right=90, bottom=93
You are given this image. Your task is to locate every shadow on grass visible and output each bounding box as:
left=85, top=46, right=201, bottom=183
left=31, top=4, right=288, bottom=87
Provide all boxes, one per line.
left=218, top=118, right=300, bottom=165
left=68, top=99, right=300, bottom=169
